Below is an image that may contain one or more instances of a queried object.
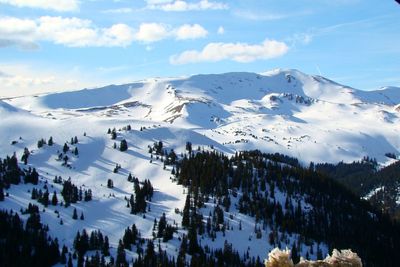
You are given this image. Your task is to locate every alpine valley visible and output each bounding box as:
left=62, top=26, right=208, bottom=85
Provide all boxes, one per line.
left=1, top=69, right=400, bottom=266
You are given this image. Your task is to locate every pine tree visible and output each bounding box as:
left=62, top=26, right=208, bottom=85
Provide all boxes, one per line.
left=182, top=194, right=190, bottom=228
left=188, top=220, right=199, bottom=255
left=292, top=243, right=299, bottom=263
left=72, top=208, right=78, bottom=220
left=63, top=143, right=69, bottom=153
left=123, top=227, right=133, bottom=249
left=116, top=240, right=128, bottom=267
left=186, top=141, right=192, bottom=154
left=107, top=179, right=114, bottom=188
left=51, top=191, right=58, bottom=206
left=48, top=136, right=53, bottom=146
left=129, top=194, right=135, bottom=214
left=21, top=147, right=30, bottom=165
left=63, top=155, right=69, bottom=165
left=177, top=235, right=187, bottom=267
left=84, top=189, right=92, bottom=201
left=0, top=184, right=4, bottom=201
left=102, top=236, right=110, bottom=256
left=120, top=139, right=128, bottom=152
left=144, top=240, right=155, bottom=266
left=41, top=190, right=49, bottom=207
left=80, top=212, right=84, bottom=220
left=37, top=139, right=45, bottom=148
left=157, top=213, right=167, bottom=238
left=67, top=254, right=73, bottom=267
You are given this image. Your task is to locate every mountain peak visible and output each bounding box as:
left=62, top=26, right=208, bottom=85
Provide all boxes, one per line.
left=3, top=69, right=400, bottom=164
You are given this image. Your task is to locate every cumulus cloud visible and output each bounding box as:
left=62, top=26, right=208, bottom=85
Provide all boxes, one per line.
left=135, top=22, right=207, bottom=42
left=103, top=24, right=135, bottom=47
left=175, top=24, right=208, bottom=40
left=217, top=26, right=224, bottom=35
left=0, top=0, right=79, bottom=12
left=0, top=16, right=135, bottom=48
left=170, top=39, right=289, bottom=64
left=135, top=23, right=170, bottom=42
left=0, top=15, right=209, bottom=47
left=147, top=0, right=228, bottom=12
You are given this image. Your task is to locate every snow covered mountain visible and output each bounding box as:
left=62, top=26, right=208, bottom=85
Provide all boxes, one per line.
left=0, top=69, right=399, bottom=266
left=4, top=69, right=400, bottom=164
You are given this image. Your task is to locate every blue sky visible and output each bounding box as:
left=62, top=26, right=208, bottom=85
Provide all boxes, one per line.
left=0, top=0, right=399, bottom=97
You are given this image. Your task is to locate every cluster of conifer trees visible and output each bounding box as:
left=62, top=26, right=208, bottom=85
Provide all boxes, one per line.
left=316, top=158, right=400, bottom=220
left=172, top=149, right=400, bottom=266
left=0, top=154, right=21, bottom=188
left=73, top=229, right=110, bottom=266
left=127, top=178, right=154, bottom=214
left=3, top=134, right=400, bottom=266
left=61, top=178, right=92, bottom=205
left=0, top=209, right=60, bottom=266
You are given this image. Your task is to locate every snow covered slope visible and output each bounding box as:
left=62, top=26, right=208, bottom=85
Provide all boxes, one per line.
left=5, top=69, right=400, bottom=164
left=1, top=69, right=399, bottom=266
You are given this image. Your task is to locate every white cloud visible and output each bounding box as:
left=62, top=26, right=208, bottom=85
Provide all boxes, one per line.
left=0, top=70, right=11, bottom=77
left=0, top=63, right=122, bottom=97
left=175, top=24, right=207, bottom=40
left=288, top=33, right=313, bottom=46
left=0, top=0, right=79, bottom=12
left=103, top=24, right=135, bottom=47
left=147, top=0, right=228, bottom=12
left=217, top=26, right=224, bottom=35
left=135, top=22, right=208, bottom=42
left=0, top=16, right=209, bottom=47
left=0, top=16, right=135, bottom=48
left=233, top=10, right=287, bottom=21
left=0, top=64, right=71, bottom=97
left=146, top=0, right=172, bottom=4
left=170, top=39, right=289, bottom=64
left=102, top=8, right=134, bottom=14
left=233, top=9, right=312, bottom=21
left=135, top=23, right=170, bottom=42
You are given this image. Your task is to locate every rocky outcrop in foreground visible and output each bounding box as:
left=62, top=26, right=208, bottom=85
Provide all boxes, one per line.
left=265, top=248, right=362, bottom=267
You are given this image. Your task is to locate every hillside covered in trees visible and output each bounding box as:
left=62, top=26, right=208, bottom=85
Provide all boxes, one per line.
left=3, top=141, right=398, bottom=266
left=316, top=159, right=400, bottom=220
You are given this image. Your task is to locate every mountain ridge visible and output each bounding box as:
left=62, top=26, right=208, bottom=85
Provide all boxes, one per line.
left=4, top=68, right=399, bottom=165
